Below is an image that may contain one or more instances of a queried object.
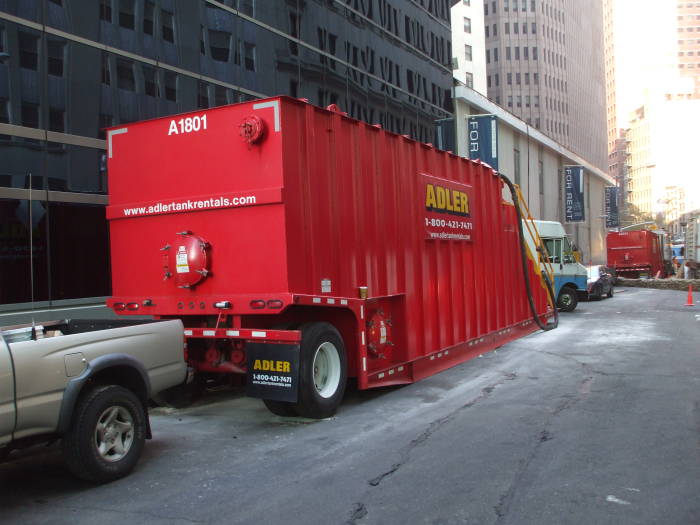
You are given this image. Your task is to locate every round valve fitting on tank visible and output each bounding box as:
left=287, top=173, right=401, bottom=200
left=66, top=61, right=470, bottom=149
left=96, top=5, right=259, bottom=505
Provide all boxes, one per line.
left=162, top=231, right=211, bottom=289
left=239, top=114, right=266, bottom=144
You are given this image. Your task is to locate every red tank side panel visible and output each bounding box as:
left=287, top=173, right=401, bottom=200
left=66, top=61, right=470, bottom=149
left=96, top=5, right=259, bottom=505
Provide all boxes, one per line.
left=280, top=100, right=548, bottom=366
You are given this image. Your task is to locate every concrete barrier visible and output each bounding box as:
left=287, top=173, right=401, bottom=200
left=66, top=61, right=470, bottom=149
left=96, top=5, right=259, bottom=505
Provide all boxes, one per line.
left=617, top=278, right=700, bottom=291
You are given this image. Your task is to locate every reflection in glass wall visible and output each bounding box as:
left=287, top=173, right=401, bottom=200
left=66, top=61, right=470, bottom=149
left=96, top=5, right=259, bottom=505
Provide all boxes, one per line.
left=0, top=0, right=453, bottom=306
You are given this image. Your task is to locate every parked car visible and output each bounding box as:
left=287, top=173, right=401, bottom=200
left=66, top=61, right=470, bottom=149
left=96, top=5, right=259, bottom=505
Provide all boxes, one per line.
left=1, top=319, right=187, bottom=483
left=586, top=265, right=615, bottom=300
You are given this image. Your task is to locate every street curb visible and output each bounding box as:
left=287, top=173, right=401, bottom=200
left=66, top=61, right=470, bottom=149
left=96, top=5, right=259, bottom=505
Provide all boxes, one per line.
left=616, top=278, right=700, bottom=291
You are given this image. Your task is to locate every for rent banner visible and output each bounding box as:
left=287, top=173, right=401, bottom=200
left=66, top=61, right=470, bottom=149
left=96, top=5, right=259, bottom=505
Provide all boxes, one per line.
left=564, top=166, right=585, bottom=223
left=467, top=115, right=498, bottom=170
left=605, top=186, right=620, bottom=228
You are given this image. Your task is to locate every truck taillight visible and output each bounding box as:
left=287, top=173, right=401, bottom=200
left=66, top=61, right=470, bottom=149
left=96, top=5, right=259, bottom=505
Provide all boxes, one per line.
left=113, top=302, right=126, bottom=311
left=267, top=300, right=283, bottom=309
left=126, top=303, right=140, bottom=311
left=250, top=300, right=266, bottom=309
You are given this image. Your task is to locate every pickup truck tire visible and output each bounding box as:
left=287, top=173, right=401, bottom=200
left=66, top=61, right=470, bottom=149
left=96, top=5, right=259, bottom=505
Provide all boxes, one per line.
left=293, top=322, right=347, bottom=419
left=557, top=286, right=578, bottom=312
left=63, top=385, right=146, bottom=483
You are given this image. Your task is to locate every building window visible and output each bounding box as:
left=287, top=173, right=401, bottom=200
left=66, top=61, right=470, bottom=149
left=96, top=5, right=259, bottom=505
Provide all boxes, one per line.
left=485, top=25, right=490, bottom=38
left=493, top=23, right=498, bottom=36
left=0, top=98, right=9, bottom=124
left=505, top=22, right=510, bottom=34
left=143, top=1, right=154, bottom=35
left=532, top=46, right=538, bottom=60
left=464, top=0, right=471, bottom=4
left=464, top=17, right=471, bottom=33
left=21, top=102, right=40, bottom=128
left=484, top=2, right=488, bottom=15
left=119, top=0, right=135, bottom=29
left=525, top=72, right=529, bottom=84
left=18, top=32, right=39, bottom=70
left=514, top=23, right=519, bottom=34
left=49, top=108, right=65, bottom=132
left=100, top=0, right=112, bottom=22
left=492, top=1, right=496, bottom=13
left=101, top=54, right=111, bottom=85
left=465, top=72, right=473, bottom=88
left=506, top=46, right=511, bottom=60
left=504, top=0, right=509, bottom=11
left=516, top=72, right=521, bottom=84
left=507, top=72, right=512, bottom=84
left=143, top=65, right=158, bottom=96
left=238, top=0, right=255, bottom=16
left=161, top=9, right=174, bottom=42
left=244, top=42, right=256, bottom=71
left=116, top=58, right=135, bottom=90
left=508, top=95, right=513, bottom=107
left=524, top=46, right=529, bottom=59
left=515, top=47, right=520, bottom=59
left=531, top=0, right=536, bottom=11
left=487, top=75, right=491, bottom=88
left=494, top=73, right=499, bottom=86
left=164, top=71, right=177, bottom=101
left=465, top=44, right=472, bottom=61
left=493, top=47, right=498, bottom=61
left=209, top=30, right=231, bottom=62
left=486, top=49, right=491, bottom=63
left=198, top=82, right=209, bottom=109
left=47, top=40, right=65, bottom=77
left=532, top=22, right=536, bottom=33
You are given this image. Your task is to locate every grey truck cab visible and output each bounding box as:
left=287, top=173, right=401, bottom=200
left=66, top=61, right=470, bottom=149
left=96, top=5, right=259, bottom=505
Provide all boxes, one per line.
left=0, top=319, right=186, bottom=482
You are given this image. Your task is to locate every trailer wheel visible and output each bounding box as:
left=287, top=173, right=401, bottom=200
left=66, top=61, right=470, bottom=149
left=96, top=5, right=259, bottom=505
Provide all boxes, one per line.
left=294, top=322, right=347, bottom=419
left=557, top=286, right=578, bottom=312
left=63, top=385, right=146, bottom=483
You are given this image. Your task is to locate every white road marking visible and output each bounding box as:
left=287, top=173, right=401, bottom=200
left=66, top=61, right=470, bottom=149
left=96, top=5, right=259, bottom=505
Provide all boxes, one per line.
left=606, top=495, right=631, bottom=505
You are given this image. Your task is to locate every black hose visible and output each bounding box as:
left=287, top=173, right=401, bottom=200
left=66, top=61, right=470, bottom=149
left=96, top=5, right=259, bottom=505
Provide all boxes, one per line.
left=497, top=171, right=558, bottom=331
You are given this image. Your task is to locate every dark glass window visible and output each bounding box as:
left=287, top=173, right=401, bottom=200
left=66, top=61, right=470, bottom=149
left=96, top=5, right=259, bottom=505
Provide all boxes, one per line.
left=214, top=85, right=230, bottom=106
left=47, top=40, right=65, bottom=77
left=198, top=82, right=209, bottom=108
left=21, top=102, right=40, bottom=128
left=100, top=0, right=112, bottom=22
left=49, top=0, right=63, bottom=5
left=244, top=42, right=255, bottom=71
left=116, top=58, right=135, bottom=90
left=238, top=0, right=255, bottom=16
left=101, top=53, right=111, bottom=85
left=19, top=32, right=39, bottom=70
left=98, top=113, right=113, bottom=139
left=289, top=13, right=299, bottom=56
left=209, top=30, right=231, bottom=62
left=49, top=108, right=65, bottom=132
left=143, top=1, right=155, bottom=35
left=161, top=9, right=175, bottom=42
left=48, top=202, right=110, bottom=300
left=0, top=26, right=5, bottom=53
left=0, top=198, right=49, bottom=304
left=164, top=71, right=177, bottom=101
left=119, top=0, right=135, bottom=29
left=143, top=65, right=158, bottom=96
left=0, top=98, right=8, bottom=123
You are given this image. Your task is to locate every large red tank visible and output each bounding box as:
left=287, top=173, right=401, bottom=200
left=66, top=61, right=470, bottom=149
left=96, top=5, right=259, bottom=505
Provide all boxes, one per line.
left=606, top=230, right=666, bottom=278
left=105, top=96, right=551, bottom=417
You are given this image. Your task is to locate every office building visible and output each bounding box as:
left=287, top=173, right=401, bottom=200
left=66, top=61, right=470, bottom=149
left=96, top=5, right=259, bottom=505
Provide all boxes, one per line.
left=451, top=0, right=487, bottom=94
left=482, top=0, right=607, bottom=171
left=0, top=0, right=454, bottom=313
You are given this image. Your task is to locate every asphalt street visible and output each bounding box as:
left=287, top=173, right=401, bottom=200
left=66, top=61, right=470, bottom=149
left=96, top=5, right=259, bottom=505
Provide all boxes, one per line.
left=2, top=287, right=699, bottom=525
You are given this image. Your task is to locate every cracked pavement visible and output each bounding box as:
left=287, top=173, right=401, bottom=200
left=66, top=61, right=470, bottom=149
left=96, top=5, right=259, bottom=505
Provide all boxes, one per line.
left=2, top=287, right=700, bottom=524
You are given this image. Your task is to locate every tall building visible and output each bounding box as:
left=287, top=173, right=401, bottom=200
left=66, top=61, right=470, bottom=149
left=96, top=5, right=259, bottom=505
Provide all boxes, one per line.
left=0, top=0, right=453, bottom=312
left=483, top=0, right=607, bottom=171
left=451, top=0, right=487, bottom=94
left=676, top=0, right=700, bottom=97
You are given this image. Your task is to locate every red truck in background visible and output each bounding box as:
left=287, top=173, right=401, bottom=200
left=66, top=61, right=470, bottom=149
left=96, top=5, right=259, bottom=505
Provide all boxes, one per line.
left=606, top=230, right=667, bottom=279
left=104, top=96, right=553, bottom=419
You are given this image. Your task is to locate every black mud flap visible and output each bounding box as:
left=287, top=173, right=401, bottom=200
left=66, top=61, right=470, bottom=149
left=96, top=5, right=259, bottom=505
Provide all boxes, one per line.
left=246, top=343, right=300, bottom=403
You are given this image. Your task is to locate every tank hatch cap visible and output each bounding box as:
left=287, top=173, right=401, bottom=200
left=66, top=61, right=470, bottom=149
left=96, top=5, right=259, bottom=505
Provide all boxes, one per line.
left=165, top=232, right=210, bottom=289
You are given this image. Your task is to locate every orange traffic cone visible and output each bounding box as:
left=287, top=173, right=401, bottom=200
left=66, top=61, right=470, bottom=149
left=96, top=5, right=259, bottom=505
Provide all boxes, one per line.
left=685, top=285, right=694, bottom=307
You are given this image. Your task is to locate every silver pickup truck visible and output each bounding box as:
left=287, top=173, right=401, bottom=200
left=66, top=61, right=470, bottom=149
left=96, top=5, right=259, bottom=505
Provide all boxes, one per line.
left=0, top=318, right=186, bottom=483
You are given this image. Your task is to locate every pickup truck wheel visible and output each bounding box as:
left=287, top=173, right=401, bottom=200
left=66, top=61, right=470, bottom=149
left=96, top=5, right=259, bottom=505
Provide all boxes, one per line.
left=607, top=286, right=614, bottom=298
left=557, top=286, right=578, bottom=312
left=294, top=322, right=347, bottom=419
left=63, top=385, right=146, bottom=483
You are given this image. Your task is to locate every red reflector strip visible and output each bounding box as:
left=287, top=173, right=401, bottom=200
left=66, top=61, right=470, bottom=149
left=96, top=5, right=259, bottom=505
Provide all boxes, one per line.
left=250, top=300, right=266, bottom=309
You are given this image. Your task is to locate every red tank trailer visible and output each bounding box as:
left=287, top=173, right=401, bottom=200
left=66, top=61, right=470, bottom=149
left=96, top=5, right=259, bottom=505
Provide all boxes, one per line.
left=105, top=96, right=552, bottom=418
left=606, top=230, right=666, bottom=279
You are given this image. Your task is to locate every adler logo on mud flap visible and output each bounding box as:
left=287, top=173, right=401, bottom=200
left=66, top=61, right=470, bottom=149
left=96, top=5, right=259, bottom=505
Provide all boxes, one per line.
left=422, top=173, right=474, bottom=241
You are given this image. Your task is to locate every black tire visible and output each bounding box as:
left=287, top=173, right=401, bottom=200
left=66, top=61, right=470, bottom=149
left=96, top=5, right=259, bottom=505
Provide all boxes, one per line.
left=0, top=447, right=10, bottom=463
left=261, top=323, right=299, bottom=417
left=557, top=286, right=578, bottom=312
left=607, top=286, right=614, bottom=298
left=263, top=399, right=298, bottom=417
left=293, top=322, right=347, bottom=419
left=63, top=385, right=147, bottom=483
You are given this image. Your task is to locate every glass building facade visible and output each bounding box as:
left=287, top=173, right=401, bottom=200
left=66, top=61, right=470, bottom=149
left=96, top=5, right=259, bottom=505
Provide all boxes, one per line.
left=0, top=0, right=453, bottom=309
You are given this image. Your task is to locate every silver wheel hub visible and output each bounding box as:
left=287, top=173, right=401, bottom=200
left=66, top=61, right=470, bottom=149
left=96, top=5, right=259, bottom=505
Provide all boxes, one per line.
left=312, top=341, right=342, bottom=399
left=94, top=405, right=134, bottom=462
